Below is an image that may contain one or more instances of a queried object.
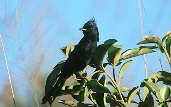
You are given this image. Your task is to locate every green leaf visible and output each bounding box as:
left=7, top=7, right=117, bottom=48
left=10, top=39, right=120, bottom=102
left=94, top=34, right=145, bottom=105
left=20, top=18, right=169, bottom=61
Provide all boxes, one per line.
left=160, top=85, right=170, bottom=101
left=104, top=39, right=118, bottom=45
left=61, top=42, right=74, bottom=57
left=137, top=36, right=162, bottom=45
left=118, top=60, right=133, bottom=86
left=111, top=87, right=130, bottom=94
left=45, top=61, right=65, bottom=96
left=140, top=46, right=158, bottom=49
left=140, top=87, right=154, bottom=107
left=91, top=70, right=102, bottom=80
left=88, top=93, right=97, bottom=105
left=143, top=87, right=149, bottom=101
left=107, top=45, right=122, bottom=66
left=72, top=86, right=87, bottom=102
left=86, top=79, right=110, bottom=93
left=148, top=71, right=171, bottom=85
left=92, top=75, right=107, bottom=107
left=107, top=81, right=115, bottom=88
left=166, top=36, right=171, bottom=57
left=74, top=71, right=87, bottom=79
left=141, top=80, right=163, bottom=103
left=128, top=87, right=141, bottom=107
left=137, top=36, right=163, bottom=52
left=65, top=82, right=83, bottom=94
left=121, top=47, right=155, bottom=60
left=158, top=103, right=168, bottom=107
left=106, top=94, right=122, bottom=107
left=90, top=39, right=117, bottom=69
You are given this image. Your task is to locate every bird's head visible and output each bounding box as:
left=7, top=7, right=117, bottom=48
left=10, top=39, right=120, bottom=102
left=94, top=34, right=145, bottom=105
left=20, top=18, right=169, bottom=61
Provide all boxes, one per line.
left=80, top=18, right=99, bottom=41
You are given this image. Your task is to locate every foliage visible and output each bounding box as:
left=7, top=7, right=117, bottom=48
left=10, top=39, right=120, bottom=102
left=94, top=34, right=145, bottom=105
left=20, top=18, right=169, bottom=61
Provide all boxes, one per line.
left=45, top=31, right=171, bottom=106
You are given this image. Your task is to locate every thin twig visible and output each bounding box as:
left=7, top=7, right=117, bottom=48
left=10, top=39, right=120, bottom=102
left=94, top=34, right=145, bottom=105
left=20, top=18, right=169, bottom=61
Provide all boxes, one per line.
left=112, top=64, right=116, bottom=82
left=101, top=66, right=125, bottom=106
left=162, top=46, right=171, bottom=66
left=159, top=54, right=164, bottom=70
left=138, top=0, right=148, bottom=79
left=0, top=34, right=16, bottom=107
left=86, top=70, right=102, bottom=80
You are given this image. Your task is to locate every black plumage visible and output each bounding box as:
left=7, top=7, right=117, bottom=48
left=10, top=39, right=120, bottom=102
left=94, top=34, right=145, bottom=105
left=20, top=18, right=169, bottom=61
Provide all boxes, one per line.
left=42, top=18, right=99, bottom=104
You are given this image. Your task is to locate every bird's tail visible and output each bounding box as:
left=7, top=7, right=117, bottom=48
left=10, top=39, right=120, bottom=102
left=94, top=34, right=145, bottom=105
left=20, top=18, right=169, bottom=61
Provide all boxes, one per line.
left=42, top=71, right=70, bottom=104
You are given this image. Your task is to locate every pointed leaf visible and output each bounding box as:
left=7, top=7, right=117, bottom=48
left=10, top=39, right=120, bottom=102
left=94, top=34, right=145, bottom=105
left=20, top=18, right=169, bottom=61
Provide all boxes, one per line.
left=140, top=87, right=154, bottom=107
left=121, top=47, right=155, bottom=60
left=86, top=80, right=110, bottom=93
left=72, top=86, right=87, bottom=102
left=143, top=87, right=149, bottom=101
left=137, top=36, right=163, bottom=52
left=111, top=87, right=130, bottom=95
left=107, top=81, right=115, bottom=88
left=128, top=87, right=141, bottom=107
left=158, top=103, right=168, bottom=107
left=92, top=75, right=107, bottom=107
left=107, top=45, right=122, bottom=66
left=91, top=70, right=102, bottom=80
left=106, top=94, right=121, bottom=107
left=104, top=39, right=118, bottom=45
left=118, top=60, right=133, bottom=85
left=61, top=42, right=74, bottom=57
left=90, top=39, right=117, bottom=69
left=166, top=36, right=171, bottom=57
left=88, top=93, right=97, bottom=105
left=140, top=46, right=158, bottom=49
left=141, top=80, right=163, bottom=103
left=148, top=71, right=171, bottom=85
left=137, top=36, right=162, bottom=45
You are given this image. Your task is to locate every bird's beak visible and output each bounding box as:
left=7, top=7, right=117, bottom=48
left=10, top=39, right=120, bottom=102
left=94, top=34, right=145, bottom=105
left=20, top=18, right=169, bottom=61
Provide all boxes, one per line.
left=79, top=28, right=87, bottom=31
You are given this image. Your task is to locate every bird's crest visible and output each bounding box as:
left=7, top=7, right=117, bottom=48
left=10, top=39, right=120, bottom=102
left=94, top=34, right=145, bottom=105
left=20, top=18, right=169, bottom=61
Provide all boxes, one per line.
left=83, top=18, right=97, bottom=29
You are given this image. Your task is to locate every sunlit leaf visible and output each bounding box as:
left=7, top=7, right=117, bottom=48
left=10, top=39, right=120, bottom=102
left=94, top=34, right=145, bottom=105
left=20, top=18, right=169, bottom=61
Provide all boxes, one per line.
left=160, top=85, right=170, bottom=101
left=158, top=103, right=168, bottom=107
left=61, top=42, right=74, bottom=57
left=137, top=36, right=163, bottom=52
left=118, top=60, right=133, bottom=86
left=166, top=36, right=171, bottom=57
left=107, top=45, right=122, bottom=66
left=128, top=87, right=141, bottom=107
left=141, top=80, right=163, bottom=103
left=111, top=87, right=130, bottom=94
left=140, top=87, right=154, bottom=107
left=121, top=47, right=155, bottom=60
left=137, top=36, right=162, bottom=45
left=148, top=71, right=171, bottom=85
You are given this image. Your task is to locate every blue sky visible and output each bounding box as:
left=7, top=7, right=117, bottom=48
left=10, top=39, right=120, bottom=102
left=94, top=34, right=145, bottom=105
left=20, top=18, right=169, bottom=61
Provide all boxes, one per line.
left=0, top=0, right=171, bottom=104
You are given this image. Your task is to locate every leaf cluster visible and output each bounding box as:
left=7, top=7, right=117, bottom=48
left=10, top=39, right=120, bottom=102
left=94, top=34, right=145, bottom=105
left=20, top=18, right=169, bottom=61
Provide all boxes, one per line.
left=44, top=31, right=171, bottom=106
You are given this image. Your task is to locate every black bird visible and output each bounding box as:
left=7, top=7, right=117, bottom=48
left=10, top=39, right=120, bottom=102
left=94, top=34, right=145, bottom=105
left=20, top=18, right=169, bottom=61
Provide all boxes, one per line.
left=42, top=18, right=99, bottom=104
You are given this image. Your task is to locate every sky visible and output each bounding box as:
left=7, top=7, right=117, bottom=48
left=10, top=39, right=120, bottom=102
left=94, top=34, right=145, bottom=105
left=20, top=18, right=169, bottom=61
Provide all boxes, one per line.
left=0, top=0, right=171, bottom=105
